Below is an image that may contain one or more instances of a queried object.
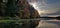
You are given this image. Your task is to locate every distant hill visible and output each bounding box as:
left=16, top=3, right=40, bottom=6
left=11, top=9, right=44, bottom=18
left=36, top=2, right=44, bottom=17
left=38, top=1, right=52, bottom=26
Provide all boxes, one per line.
left=56, top=16, right=60, bottom=20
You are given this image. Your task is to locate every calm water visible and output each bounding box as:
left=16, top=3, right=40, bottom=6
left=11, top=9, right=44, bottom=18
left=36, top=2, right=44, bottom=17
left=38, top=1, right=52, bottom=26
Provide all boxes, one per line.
left=36, top=18, right=60, bottom=28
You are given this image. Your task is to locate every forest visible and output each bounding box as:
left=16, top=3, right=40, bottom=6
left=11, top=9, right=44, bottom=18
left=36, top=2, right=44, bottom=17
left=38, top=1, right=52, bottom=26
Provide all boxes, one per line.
left=0, top=0, right=40, bottom=28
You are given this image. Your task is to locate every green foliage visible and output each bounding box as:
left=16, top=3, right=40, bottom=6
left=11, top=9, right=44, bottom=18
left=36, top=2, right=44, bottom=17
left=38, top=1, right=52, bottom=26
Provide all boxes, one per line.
left=0, top=0, right=40, bottom=19
left=0, top=20, right=30, bottom=28
left=18, top=4, right=25, bottom=10
left=0, top=0, right=40, bottom=28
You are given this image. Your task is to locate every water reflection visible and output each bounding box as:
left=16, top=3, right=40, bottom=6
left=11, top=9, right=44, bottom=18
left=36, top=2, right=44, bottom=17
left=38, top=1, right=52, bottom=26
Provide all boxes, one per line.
left=37, top=18, right=60, bottom=28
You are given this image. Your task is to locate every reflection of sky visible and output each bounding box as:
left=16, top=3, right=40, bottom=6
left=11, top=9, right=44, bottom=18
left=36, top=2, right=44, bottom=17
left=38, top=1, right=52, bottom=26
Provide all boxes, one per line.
left=36, top=19, right=60, bottom=28
left=27, top=0, right=60, bottom=17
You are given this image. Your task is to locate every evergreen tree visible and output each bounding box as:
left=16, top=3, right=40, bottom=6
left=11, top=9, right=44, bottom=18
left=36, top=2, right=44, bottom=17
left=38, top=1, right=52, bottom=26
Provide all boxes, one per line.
left=6, top=0, right=17, bottom=17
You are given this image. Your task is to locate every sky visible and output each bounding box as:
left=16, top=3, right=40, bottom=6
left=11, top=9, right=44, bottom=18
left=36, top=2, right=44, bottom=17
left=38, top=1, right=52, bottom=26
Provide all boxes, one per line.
left=27, top=0, right=60, bottom=17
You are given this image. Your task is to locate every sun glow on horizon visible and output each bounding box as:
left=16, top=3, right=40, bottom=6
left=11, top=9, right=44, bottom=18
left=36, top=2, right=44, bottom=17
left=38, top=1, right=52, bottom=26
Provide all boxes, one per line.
left=29, top=3, right=47, bottom=15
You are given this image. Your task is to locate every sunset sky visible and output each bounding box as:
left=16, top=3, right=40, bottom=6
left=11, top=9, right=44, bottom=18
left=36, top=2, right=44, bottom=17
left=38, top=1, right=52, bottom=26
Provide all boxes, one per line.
left=28, top=0, right=60, bottom=17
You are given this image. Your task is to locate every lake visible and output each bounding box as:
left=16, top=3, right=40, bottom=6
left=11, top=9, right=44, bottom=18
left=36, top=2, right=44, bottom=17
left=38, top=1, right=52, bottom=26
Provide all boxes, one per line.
left=36, top=18, right=60, bottom=28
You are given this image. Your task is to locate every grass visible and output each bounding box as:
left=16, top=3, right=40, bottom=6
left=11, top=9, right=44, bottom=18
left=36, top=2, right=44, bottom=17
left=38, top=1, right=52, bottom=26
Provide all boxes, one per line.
left=0, top=19, right=31, bottom=24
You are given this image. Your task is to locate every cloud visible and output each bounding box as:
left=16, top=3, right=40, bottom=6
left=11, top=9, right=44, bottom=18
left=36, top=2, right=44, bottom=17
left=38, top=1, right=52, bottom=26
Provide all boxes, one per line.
left=28, top=0, right=60, bottom=16
left=46, top=10, right=60, bottom=15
